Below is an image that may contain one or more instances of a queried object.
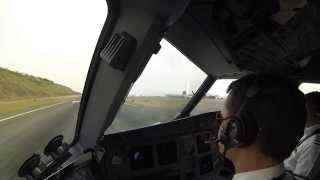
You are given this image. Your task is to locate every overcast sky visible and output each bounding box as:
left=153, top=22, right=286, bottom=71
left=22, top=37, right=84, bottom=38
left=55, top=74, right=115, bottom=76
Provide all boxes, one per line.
left=0, top=0, right=107, bottom=92
left=0, top=0, right=319, bottom=96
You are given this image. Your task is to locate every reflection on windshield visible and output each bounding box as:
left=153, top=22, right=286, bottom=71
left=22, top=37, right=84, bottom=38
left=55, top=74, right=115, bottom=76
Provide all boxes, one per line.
left=106, top=40, right=207, bottom=134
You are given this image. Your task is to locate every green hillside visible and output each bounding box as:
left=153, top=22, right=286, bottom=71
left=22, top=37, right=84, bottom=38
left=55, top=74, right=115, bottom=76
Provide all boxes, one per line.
left=0, top=67, right=77, bottom=100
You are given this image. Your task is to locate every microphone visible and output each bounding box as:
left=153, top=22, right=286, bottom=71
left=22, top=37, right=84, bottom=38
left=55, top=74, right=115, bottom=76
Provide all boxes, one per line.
left=204, top=136, right=221, bottom=144
left=220, top=157, right=236, bottom=179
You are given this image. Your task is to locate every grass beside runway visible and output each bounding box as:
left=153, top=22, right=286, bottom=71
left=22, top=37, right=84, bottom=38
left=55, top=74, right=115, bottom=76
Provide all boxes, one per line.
left=0, top=96, right=80, bottom=119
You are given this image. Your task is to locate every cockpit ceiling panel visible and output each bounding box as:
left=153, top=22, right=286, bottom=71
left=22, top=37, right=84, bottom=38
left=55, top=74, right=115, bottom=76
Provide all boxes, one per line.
left=166, top=0, right=320, bottom=82
left=165, top=14, right=243, bottom=79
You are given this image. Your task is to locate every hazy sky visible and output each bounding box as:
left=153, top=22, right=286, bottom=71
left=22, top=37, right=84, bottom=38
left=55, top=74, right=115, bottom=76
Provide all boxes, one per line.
left=1, top=0, right=319, bottom=96
left=0, top=0, right=108, bottom=92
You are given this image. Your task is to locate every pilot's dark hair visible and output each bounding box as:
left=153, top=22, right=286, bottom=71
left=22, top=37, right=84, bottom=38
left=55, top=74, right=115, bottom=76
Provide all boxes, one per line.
left=226, top=73, right=306, bottom=162
left=305, top=92, right=320, bottom=114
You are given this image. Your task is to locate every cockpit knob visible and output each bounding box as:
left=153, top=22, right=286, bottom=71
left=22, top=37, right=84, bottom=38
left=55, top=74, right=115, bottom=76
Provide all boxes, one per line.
left=18, top=154, right=41, bottom=179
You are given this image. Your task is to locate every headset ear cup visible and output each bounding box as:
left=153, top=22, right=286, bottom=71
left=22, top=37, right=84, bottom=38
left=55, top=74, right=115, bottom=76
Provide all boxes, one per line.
left=218, top=117, right=243, bottom=148
left=241, top=109, right=258, bottom=145
left=218, top=120, right=230, bottom=146
left=228, top=117, right=244, bottom=147
left=234, top=117, right=247, bottom=146
left=218, top=115, right=257, bottom=148
left=237, top=112, right=258, bottom=146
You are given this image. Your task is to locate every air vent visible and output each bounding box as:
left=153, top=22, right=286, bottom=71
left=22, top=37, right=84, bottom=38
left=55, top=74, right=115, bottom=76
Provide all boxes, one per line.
left=100, top=32, right=137, bottom=71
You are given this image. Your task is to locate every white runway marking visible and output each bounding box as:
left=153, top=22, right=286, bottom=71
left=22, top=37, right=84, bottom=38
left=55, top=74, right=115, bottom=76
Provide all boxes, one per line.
left=0, top=102, right=69, bottom=123
left=72, top=101, right=80, bottom=104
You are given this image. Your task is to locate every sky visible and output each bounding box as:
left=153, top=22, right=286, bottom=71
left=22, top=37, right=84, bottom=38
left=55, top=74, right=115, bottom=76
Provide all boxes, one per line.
left=0, top=0, right=108, bottom=92
left=0, top=0, right=319, bottom=96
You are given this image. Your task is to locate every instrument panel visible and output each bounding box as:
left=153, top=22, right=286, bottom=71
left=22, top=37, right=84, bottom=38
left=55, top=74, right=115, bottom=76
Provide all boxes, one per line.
left=99, top=112, right=230, bottom=180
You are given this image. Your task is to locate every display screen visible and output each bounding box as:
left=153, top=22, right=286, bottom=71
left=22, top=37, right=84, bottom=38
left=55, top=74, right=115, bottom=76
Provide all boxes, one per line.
left=157, top=142, right=178, bottom=165
left=197, top=133, right=211, bottom=153
left=199, top=155, right=214, bottom=175
left=129, top=146, right=154, bottom=170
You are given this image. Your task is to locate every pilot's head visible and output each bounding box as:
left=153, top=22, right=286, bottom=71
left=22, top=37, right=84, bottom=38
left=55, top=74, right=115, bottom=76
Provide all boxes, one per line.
left=305, top=91, right=320, bottom=127
left=219, top=73, right=306, bottom=173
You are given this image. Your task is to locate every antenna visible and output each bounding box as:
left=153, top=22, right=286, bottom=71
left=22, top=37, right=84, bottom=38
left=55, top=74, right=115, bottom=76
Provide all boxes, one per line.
left=186, top=81, right=190, bottom=96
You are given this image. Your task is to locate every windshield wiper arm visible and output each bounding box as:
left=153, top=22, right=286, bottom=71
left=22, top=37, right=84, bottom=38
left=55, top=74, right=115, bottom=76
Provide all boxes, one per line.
left=175, top=75, right=216, bottom=119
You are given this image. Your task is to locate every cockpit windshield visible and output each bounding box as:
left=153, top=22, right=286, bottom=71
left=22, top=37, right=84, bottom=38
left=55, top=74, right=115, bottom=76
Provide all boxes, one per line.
left=191, top=79, right=235, bottom=116
left=105, top=43, right=320, bottom=135
left=105, top=40, right=207, bottom=134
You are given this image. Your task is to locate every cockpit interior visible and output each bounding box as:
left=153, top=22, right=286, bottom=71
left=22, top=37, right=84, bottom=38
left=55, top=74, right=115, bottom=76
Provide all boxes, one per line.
left=15, top=0, right=320, bottom=180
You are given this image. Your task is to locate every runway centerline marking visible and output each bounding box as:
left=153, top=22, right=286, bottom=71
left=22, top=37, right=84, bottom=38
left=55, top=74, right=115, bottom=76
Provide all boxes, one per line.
left=0, top=102, right=70, bottom=123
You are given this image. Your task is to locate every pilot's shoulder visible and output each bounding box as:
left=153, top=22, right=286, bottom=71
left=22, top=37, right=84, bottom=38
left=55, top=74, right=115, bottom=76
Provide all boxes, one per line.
left=302, top=135, right=320, bottom=151
left=297, top=135, right=320, bottom=152
left=314, top=134, right=320, bottom=146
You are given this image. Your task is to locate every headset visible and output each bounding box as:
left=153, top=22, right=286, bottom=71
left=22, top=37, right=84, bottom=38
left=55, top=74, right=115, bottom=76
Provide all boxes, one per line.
left=217, top=82, right=260, bottom=149
left=211, top=75, right=309, bottom=180
left=210, top=74, right=306, bottom=151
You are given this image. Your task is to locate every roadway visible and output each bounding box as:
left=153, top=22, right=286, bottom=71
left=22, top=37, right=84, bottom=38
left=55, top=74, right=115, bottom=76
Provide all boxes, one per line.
left=0, top=101, right=79, bottom=180
left=0, top=99, right=224, bottom=180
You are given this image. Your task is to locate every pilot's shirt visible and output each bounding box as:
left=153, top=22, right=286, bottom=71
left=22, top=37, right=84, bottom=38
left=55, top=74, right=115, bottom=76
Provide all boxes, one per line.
left=285, top=124, right=320, bottom=177
left=233, top=164, right=284, bottom=180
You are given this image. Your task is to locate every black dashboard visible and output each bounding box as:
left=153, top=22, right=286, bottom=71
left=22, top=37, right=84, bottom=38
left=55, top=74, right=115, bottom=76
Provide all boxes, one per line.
left=99, top=112, right=233, bottom=180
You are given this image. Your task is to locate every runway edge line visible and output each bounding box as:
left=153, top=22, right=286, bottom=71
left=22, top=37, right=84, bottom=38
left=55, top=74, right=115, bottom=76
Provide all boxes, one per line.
left=0, top=101, right=70, bottom=123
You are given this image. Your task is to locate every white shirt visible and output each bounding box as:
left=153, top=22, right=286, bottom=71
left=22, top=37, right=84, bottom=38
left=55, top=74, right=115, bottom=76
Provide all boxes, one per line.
left=285, top=124, right=320, bottom=177
left=233, top=164, right=285, bottom=180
